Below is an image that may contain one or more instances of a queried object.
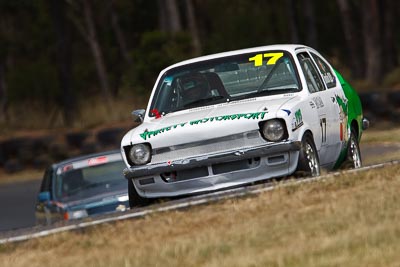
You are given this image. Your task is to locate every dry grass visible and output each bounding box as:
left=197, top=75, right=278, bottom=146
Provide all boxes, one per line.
left=0, top=169, right=43, bottom=185
left=0, top=94, right=147, bottom=136
left=1, top=165, right=400, bottom=267
left=362, top=126, right=400, bottom=144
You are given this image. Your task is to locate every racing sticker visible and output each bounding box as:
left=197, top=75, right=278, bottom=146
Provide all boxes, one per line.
left=139, top=111, right=268, bottom=140
left=335, top=94, right=348, bottom=141
left=291, top=109, right=304, bottom=132
left=249, top=53, right=284, bottom=66
left=312, top=96, right=324, bottom=109
left=335, top=95, right=348, bottom=116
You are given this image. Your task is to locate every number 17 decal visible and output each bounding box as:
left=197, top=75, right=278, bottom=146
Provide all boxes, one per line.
left=249, top=52, right=284, bottom=66
left=320, top=118, right=327, bottom=143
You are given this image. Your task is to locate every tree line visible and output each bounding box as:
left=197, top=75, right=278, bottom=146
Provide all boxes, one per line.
left=0, top=0, right=398, bottom=126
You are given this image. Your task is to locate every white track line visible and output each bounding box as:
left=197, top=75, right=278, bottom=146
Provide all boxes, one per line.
left=1, top=160, right=399, bottom=245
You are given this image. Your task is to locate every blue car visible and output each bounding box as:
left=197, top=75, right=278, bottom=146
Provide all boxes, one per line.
left=35, top=150, right=128, bottom=225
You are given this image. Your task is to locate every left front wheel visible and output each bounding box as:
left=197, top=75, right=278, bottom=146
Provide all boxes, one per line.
left=128, top=178, right=150, bottom=208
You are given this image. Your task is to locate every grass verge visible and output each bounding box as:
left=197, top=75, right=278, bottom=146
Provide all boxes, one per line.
left=0, top=169, right=43, bottom=185
left=362, top=126, right=400, bottom=143
left=1, top=164, right=400, bottom=267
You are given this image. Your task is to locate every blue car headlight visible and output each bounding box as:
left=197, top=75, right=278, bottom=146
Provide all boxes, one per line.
left=65, top=209, right=88, bottom=220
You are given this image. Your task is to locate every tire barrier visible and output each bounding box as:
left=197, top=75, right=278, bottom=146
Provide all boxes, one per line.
left=359, top=91, right=400, bottom=124
left=387, top=91, right=400, bottom=108
left=4, top=159, right=23, bottom=173
left=65, top=132, right=89, bottom=149
left=0, top=126, right=130, bottom=174
left=96, top=127, right=126, bottom=148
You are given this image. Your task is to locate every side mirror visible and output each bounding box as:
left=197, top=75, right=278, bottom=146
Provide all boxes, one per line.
left=38, top=191, right=51, bottom=202
left=131, top=109, right=145, bottom=123
left=362, top=117, right=370, bottom=130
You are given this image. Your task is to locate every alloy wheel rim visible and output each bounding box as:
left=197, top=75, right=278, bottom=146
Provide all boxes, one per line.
left=350, top=137, right=361, bottom=168
left=305, top=142, right=320, bottom=176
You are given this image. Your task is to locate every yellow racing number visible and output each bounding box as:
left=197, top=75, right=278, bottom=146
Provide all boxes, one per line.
left=248, top=54, right=263, bottom=67
left=249, top=52, right=284, bottom=66
left=264, top=52, right=284, bottom=65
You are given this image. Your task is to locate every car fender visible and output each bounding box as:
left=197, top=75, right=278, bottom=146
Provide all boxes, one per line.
left=280, top=97, right=322, bottom=152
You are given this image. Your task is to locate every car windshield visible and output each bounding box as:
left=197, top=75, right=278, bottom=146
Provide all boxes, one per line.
left=149, top=50, right=300, bottom=116
left=55, top=160, right=126, bottom=201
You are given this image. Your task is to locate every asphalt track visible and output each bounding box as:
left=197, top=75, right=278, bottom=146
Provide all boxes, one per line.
left=0, top=142, right=399, bottom=241
left=0, top=179, right=41, bottom=231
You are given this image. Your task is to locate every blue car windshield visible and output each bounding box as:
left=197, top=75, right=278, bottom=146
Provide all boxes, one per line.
left=149, top=50, right=301, bottom=117
left=55, top=160, right=126, bottom=201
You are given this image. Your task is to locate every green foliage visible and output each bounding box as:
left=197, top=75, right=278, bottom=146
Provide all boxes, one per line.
left=200, top=0, right=288, bottom=53
left=7, top=60, right=59, bottom=103
left=124, top=31, right=193, bottom=92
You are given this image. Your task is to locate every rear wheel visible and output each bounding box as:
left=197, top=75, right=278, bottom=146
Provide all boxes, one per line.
left=296, top=133, right=320, bottom=177
left=342, top=128, right=362, bottom=169
left=128, top=178, right=149, bottom=208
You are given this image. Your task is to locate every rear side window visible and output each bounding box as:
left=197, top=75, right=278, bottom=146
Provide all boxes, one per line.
left=310, top=52, right=336, bottom=88
left=297, top=52, right=325, bottom=93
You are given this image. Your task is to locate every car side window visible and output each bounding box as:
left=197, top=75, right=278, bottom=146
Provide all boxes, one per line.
left=297, top=52, right=325, bottom=93
left=40, top=167, right=53, bottom=196
left=310, top=52, right=336, bottom=88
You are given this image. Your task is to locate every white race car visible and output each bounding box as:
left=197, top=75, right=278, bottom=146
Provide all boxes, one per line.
left=121, top=44, right=368, bottom=208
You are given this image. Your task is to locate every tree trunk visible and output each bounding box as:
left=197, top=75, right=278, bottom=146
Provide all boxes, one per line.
left=336, top=0, right=364, bottom=78
left=82, top=0, right=112, bottom=102
left=158, top=0, right=184, bottom=34
left=158, top=0, right=168, bottom=32
left=304, top=0, right=318, bottom=48
left=0, top=62, right=8, bottom=123
left=110, top=0, right=132, bottom=66
left=185, top=0, right=201, bottom=55
left=285, top=0, right=299, bottom=43
left=50, top=0, right=75, bottom=127
left=381, top=0, right=398, bottom=72
left=362, top=0, right=382, bottom=85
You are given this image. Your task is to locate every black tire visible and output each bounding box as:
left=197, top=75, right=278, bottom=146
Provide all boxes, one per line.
left=296, top=133, right=320, bottom=177
left=128, top=178, right=150, bottom=208
left=342, top=127, right=362, bottom=169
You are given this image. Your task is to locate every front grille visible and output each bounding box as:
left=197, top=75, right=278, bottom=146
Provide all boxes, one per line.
left=151, top=130, right=265, bottom=164
left=161, top=167, right=209, bottom=183
left=159, top=157, right=261, bottom=183
left=212, top=157, right=260, bottom=174
left=86, top=202, right=127, bottom=215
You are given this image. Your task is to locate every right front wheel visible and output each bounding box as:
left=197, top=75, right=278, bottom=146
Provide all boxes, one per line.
left=296, top=133, right=321, bottom=177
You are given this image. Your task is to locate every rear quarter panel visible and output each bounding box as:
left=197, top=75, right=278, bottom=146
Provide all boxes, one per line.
left=333, top=70, right=364, bottom=169
left=334, top=70, right=363, bottom=140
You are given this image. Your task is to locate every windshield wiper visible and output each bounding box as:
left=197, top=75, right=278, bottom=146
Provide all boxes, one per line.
left=231, top=88, right=298, bottom=101
left=183, top=95, right=225, bottom=108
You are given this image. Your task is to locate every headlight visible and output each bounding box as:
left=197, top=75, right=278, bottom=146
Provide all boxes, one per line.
left=64, top=209, right=88, bottom=220
left=129, top=143, right=151, bottom=165
left=261, top=119, right=285, bottom=142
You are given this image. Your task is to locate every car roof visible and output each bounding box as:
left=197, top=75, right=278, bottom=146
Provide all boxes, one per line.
left=162, top=44, right=309, bottom=72
left=51, top=150, right=121, bottom=169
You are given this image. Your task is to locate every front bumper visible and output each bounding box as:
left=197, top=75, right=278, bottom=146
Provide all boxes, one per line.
left=123, top=141, right=301, bottom=198
left=124, top=141, right=301, bottom=179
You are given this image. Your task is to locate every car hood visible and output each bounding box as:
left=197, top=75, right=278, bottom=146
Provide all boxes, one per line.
left=61, top=189, right=129, bottom=213
left=122, top=95, right=298, bottom=148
